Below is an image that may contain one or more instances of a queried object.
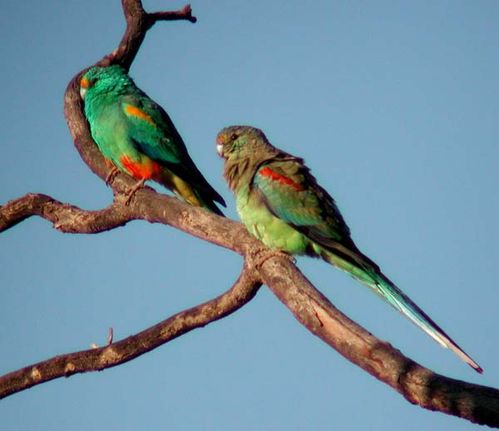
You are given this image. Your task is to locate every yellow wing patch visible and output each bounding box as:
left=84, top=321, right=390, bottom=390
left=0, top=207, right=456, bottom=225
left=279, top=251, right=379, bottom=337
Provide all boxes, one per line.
left=123, top=104, right=156, bottom=126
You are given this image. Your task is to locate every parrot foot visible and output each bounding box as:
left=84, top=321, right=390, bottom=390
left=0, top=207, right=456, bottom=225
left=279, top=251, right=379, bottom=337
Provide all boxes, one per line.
left=124, top=179, right=146, bottom=205
left=252, top=249, right=295, bottom=269
left=105, top=166, right=119, bottom=185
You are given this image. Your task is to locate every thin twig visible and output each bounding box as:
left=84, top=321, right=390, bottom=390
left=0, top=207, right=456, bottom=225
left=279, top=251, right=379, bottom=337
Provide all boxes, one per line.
left=1, top=0, right=498, bottom=427
left=0, top=266, right=261, bottom=399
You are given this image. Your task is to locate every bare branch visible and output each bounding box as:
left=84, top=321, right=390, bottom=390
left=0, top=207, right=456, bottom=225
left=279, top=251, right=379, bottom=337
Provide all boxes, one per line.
left=0, top=265, right=261, bottom=399
left=98, top=1, right=197, bottom=71
left=1, top=0, right=498, bottom=427
left=256, top=257, right=499, bottom=427
left=148, top=4, right=197, bottom=25
left=0, top=193, right=135, bottom=234
left=0, top=188, right=255, bottom=252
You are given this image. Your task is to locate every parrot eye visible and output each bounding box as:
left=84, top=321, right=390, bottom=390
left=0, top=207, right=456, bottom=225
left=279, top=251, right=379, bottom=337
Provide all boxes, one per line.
left=230, top=133, right=238, bottom=141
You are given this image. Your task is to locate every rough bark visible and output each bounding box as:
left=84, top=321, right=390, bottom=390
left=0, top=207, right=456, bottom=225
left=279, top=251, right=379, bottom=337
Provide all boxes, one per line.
left=1, top=1, right=498, bottom=427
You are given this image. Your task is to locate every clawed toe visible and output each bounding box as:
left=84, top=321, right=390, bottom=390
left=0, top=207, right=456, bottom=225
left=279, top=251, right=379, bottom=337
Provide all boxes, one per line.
left=105, top=167, right=119, bottom=185
left=252, top=249, right=295, bottom=269
left=124, top=179, right=146, bottom=205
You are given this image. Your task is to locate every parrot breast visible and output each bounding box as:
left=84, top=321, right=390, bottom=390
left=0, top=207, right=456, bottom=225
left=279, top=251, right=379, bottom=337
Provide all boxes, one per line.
left=236, top=185, right=311, bottom=254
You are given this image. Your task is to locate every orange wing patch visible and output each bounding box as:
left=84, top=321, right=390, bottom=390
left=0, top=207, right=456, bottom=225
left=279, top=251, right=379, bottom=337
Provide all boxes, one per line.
left=120, top=155, right=161, bottom=180
left=124, top=104, right=156, bottom=126
left=259, top=167, right=304, bottom=191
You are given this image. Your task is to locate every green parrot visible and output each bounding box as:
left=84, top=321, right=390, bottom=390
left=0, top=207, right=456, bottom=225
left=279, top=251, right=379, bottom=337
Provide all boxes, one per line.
left=80, top=65, right=225, bottom=214
left=217, top=125, right=482, bottom=373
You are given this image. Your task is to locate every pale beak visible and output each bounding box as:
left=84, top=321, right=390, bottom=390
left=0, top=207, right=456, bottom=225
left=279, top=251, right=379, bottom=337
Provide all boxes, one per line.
left=216, top=134, right=226, bottom=157
left=216, top=143, right=224, bottom=157
left=80, top=77, right=90, bottom=100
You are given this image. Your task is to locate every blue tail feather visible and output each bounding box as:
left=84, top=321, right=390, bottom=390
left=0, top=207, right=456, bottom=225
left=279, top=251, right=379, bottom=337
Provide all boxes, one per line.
left=323, top=249, right=482, bottom=373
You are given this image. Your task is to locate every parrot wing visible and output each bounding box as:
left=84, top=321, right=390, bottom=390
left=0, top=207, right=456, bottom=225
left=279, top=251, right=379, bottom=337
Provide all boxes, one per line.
left=121, top=94, right=187, bottom=165
left=253, top=159, right=482, bottom=373
left=253, top=159, right=354, bottom=248
left=121, top=94, right=225, bottom=206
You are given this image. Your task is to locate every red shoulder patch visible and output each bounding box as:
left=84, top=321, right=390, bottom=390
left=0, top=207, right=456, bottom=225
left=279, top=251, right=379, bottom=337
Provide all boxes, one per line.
left=259, top=167, right=303, bottom=191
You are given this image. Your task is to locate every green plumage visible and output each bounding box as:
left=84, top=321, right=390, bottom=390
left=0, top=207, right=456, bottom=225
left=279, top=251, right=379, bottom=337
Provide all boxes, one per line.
left=217, top=125, right=481, bottom=373
left=80, top=65, right=225, bottom=214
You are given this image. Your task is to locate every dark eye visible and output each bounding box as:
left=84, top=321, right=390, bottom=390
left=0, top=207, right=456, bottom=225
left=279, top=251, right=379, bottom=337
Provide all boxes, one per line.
left=230, top=133, right=238, bottom=141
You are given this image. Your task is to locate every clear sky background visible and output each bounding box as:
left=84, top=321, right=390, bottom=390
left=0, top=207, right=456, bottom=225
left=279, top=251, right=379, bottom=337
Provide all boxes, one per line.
left=1, top=1, right=498, bottom=430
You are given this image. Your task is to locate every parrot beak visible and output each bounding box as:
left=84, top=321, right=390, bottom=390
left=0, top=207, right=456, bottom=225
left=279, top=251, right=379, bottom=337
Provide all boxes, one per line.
left=216, top=143, right=224, bottom=157
left=80, top=77, right=90, bottom=100
left=216, top=135, right=225, bottom=157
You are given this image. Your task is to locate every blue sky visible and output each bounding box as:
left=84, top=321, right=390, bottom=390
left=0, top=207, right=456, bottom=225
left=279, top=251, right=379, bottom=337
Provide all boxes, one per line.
left=1, top=1, right=498, bottom=429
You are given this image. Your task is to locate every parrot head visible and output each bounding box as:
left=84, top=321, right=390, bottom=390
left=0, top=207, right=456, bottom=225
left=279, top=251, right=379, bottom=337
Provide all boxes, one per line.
left=79, top=65, right=129, bottom=100
left=216, top=126, right=278, bottom=162
left=217, top=126, right=283, bottom=190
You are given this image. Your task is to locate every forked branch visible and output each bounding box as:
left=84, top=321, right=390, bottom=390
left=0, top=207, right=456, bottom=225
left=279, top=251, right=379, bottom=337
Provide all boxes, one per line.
left=0, top=1, right=498, bottom=427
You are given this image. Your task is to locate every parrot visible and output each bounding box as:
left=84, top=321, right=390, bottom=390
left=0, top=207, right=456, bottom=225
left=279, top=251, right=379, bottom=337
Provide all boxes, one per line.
left=216, top=125, right=482, bottom=373
left=79, top=65, right=225, bottom=214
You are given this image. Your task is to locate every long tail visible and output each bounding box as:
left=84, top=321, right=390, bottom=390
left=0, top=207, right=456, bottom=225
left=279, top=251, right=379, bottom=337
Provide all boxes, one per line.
left=322, top=247, right=482, bottom=373
left=157, top=170, right=225, bottom=216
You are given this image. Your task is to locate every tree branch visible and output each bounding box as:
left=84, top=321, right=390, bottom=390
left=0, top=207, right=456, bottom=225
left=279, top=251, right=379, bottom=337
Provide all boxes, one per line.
left=256, top=257, right=499, bottom=427
left=2, top=186, right=498, bottom=426
left=0, top=193, right=135, bottom=234
left=0, top=266, right=261, bottom=399
left=148, top=5, right=197, bottom=25
left=1, top=0, right=498, bottom=427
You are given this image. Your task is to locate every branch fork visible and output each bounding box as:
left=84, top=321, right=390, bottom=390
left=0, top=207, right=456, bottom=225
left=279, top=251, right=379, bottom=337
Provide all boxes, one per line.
left=1, top=1, right=498, bottom=427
